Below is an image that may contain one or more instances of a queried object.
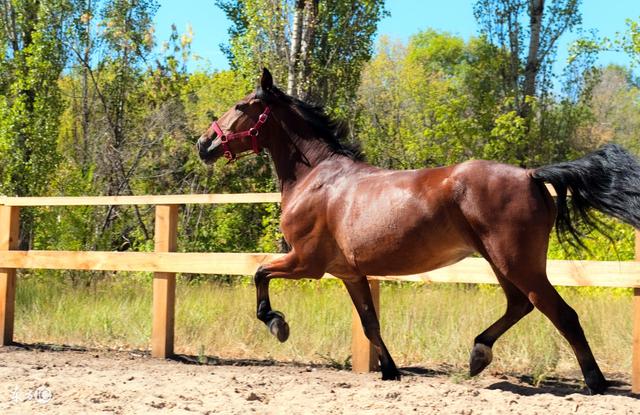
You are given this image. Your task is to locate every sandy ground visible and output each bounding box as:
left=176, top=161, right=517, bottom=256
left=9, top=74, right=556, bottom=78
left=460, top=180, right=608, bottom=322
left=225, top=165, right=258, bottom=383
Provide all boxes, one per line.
left=0, top=345, right=639, bottom=414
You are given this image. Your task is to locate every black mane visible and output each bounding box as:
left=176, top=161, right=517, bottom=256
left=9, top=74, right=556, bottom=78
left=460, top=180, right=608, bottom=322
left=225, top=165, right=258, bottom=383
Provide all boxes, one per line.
left=257, top=85, right=364, bottom=161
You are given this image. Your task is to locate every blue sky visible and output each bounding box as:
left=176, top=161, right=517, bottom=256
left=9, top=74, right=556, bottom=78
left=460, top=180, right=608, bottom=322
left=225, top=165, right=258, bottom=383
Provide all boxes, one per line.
left=154, top=0, right=639, bottom=73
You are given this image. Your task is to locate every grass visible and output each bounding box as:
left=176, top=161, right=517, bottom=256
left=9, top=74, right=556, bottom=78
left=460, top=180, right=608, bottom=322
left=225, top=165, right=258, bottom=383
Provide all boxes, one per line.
left=14, top=274, right=633, bottom=379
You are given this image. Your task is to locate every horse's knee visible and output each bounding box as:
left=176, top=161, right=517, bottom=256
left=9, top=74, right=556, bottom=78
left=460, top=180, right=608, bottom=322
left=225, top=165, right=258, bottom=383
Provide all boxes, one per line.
left=254, top=266, right=269, bottom=285
left=522, top=302, right=534, bottom=314
left=508, top=300, right=534, bottom=319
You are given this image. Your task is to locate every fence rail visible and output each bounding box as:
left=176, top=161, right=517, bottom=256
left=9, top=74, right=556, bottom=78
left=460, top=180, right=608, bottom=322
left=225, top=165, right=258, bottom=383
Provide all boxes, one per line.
left=0, top=192, right=639, bottom=392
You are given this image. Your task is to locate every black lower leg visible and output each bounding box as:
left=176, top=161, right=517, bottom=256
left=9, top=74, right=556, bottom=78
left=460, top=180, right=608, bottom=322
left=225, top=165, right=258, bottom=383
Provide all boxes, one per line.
left=557, top=307, right=608, bottom=394
left=362, top=322, right=399, bottom=380
left=529, top=284, right=608, bottom=394
left=470, top=278, right=533, bottom=376
left=254, top=267, right=289, bottom=342
left=345, top=279, right=400, bottom=381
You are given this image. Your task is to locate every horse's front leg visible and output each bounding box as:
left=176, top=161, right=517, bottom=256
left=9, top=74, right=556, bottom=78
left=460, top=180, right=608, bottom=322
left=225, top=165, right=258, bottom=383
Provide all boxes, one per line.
left=343, top=277, right=401, bottom=381
left=254, top=251, right=322, bottom=342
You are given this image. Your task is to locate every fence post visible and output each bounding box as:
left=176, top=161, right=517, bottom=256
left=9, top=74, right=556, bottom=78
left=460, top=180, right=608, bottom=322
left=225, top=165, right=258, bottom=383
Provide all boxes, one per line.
left=0, top=206, right=20, bottom=346
left=151, top=204, right=178, bottom=358
left=351, top=278, right=380, bottom=373
left=633, top=229, right=640, bottom=394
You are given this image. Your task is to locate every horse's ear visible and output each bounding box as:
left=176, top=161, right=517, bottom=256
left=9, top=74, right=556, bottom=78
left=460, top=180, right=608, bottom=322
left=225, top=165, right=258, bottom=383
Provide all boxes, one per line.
left=260, top=68, right=273, bottom=90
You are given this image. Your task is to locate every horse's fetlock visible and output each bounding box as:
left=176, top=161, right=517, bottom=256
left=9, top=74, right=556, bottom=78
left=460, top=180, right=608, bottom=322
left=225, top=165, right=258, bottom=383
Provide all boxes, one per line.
left=257, top=300, right=270, bottom=321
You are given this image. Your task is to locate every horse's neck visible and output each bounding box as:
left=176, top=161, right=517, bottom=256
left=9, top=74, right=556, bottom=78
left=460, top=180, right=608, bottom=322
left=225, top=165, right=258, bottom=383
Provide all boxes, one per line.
left=267, top=130, right=345, bottom=195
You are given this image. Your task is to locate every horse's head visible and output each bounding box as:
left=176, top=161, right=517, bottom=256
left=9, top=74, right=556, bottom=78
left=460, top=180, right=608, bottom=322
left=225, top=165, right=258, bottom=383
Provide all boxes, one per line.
left=197, top=68, right=275, bottom=164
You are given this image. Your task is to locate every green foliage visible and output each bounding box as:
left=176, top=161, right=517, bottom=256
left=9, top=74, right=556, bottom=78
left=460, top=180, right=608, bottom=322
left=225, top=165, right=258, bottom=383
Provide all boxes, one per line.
left=623, top=17, right=640, bottom=65
left=482, top=109, right=528, bottom=165
left=547, top=213, right=636, bottom=261
left=357, top=33, right=487, bottom=168
left=308, top=0, right=387, bottom=118
left=357, top=27, right=603, bottom=170
left=406, top=29, right=465, bottom=75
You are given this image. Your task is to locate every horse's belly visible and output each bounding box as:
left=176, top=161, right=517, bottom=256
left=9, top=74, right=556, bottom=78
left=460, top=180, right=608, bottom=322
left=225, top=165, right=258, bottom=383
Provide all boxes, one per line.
left=342, top=209, right=474, bottom=276
left=354, top=234, right=474, bottom=276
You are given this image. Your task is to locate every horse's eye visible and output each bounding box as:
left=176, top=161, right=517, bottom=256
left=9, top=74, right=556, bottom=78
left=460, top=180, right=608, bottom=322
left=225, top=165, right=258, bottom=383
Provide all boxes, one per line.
left=235, top=103, right=248, bottom=111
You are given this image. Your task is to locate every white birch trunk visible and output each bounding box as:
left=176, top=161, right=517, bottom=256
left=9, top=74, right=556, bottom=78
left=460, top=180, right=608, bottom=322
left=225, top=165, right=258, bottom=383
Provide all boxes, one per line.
left=287, top=0, right=305, bottom=96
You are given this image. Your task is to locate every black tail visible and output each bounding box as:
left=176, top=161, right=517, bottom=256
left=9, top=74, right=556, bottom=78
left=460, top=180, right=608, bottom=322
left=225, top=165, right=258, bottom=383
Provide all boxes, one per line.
left=532, top=143, right=640, bottom=248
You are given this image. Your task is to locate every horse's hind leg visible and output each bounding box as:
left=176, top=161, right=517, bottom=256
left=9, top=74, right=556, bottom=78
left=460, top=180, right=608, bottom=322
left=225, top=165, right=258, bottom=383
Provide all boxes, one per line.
left=483, top=250, right=607, bottom=393
left=514, top=276, right=607, bottom=394
left=343, top=277, right=400, bottom=380
left=469, top=269, right=533, bottom=376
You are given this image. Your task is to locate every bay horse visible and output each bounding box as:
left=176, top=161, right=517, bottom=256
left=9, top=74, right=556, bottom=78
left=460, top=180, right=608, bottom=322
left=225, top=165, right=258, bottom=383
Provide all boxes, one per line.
left=197, top=68, right=640, bottom=394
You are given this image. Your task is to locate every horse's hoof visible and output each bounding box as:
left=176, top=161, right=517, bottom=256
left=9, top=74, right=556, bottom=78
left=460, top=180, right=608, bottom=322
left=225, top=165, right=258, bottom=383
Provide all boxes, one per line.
left=469, top=343, right=493, bottom=376
left=268, top=317, right=289, bottom=342
left=586, top=375, right=608, bottom=395
left=381, top=370, right=401, bottom=381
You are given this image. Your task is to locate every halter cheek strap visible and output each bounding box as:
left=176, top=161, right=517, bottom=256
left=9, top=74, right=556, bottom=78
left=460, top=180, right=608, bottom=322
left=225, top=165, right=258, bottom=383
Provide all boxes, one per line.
left=210, top=106, right=271, bottom=162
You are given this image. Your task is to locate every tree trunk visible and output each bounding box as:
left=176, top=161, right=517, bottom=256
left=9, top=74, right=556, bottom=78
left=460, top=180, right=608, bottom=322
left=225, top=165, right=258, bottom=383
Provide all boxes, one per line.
left=287, top=0, right=304, bottom=96
left=81, top=0, right=92, bottom=175
left=297, top=0, right=318, bottom=100
left=521, top=0, right=544, bottom=118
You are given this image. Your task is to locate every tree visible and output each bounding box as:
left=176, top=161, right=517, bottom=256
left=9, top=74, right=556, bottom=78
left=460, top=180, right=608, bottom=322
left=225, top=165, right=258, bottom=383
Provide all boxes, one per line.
left=580, top=66, right=640, bottom=154
left=357, top=26, right=594, bottom=170
left=216, top=0, right=386, bottom=118
left=357, top=32, right=495, bottom=168
left=474, top=0, right=582, bottom=118
left=0, top=0, right=70, bottom=247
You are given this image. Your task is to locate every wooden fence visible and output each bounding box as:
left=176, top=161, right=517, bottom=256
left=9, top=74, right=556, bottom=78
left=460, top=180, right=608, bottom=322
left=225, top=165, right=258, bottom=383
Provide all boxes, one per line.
left=0, top=191, right=639, bottom=392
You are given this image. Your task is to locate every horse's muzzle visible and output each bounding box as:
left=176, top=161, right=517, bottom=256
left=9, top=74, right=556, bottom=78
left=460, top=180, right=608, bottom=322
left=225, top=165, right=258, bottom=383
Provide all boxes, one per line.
left=196, top=136, right=221, bottom=164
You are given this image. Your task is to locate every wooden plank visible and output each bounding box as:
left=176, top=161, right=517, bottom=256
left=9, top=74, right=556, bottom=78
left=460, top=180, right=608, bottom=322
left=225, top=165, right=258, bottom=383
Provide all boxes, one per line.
left=0, top=251, right=285, bottom=276
left=374, top=259, right=640, bottom=287
left=0, top=193, right=281, bottom=207
left=1, top=252, right=640, bottom=288
left=633, top=230, right=640, bottom=394
left=151, top=205, right=179, bottom=359
left=544, top=183, right=557, bottom=196
left=0, top=206, right=20, bottom=346
left=351, top=279, right=380, bottom=373
left=0, top=186, right=556, bottom=207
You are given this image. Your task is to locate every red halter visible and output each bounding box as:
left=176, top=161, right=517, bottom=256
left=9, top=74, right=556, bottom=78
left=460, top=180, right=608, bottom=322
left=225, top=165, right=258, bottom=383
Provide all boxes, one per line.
left=210, top=106, right=271, bottom=162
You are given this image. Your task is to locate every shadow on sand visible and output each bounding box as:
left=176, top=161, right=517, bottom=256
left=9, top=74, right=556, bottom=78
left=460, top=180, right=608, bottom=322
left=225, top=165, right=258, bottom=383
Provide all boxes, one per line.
left=6, top=342, right=638, bottom=398
left=485, top=374, right=634, bottom=398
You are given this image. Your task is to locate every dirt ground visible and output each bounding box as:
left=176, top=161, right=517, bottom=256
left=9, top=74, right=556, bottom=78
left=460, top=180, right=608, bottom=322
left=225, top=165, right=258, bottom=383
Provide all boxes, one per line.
left=0, top=345, right=638, bottom=414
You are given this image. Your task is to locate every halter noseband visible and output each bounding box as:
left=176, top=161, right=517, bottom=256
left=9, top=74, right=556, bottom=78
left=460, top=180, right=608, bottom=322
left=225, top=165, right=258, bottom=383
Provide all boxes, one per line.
left=210, top=106, right=271, bottom=162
